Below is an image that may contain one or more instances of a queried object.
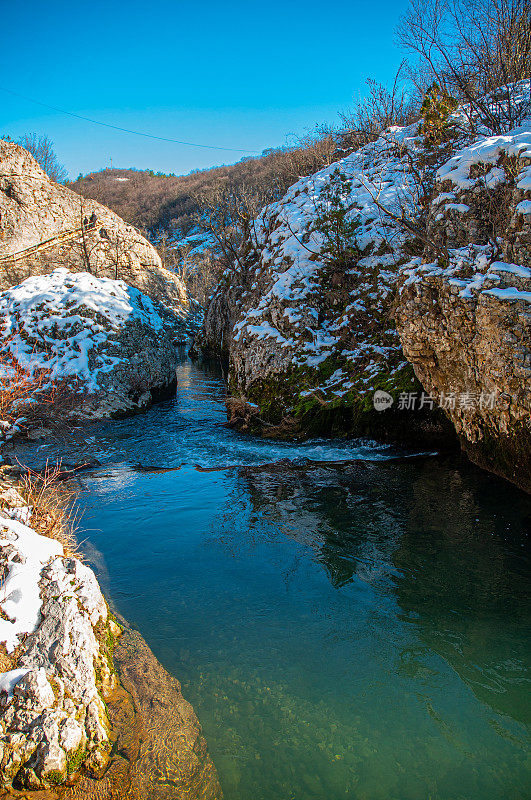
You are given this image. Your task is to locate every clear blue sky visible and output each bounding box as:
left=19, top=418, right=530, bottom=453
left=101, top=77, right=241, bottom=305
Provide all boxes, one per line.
left=1, top=0, right=410, bottom=179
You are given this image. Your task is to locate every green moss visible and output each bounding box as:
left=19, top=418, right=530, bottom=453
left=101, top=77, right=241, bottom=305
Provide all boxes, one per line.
left=66, top=745, right=88, bottom=776
left=238, top=356, right=452, bottom=447
left=45, top=769, right=66, bottom=786
left=93, top=614, right=120, bottom=691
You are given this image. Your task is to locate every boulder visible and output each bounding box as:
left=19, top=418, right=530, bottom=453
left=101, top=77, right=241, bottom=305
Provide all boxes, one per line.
left=0, top=268, right=179, bottom=421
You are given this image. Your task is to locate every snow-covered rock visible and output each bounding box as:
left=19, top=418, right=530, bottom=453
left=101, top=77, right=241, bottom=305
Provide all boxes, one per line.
left=0, top=512, right=114, bottom=788
left=0, top=139, right=189, bottom=324
left=0, top=268, right=179, bottom=422
left=202, top=126, right=450, bottom=443
left=202, top=85, right=531, bottom=489
left=426, top=122, right=531, bottom=266
left=396, top=118, right=531, bottom=492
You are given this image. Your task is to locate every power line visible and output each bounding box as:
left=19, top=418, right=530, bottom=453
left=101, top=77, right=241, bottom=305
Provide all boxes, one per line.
left=0, top=86, right=259, bottom=154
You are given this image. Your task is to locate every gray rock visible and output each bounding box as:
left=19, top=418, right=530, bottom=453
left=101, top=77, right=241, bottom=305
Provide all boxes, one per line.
left=0, top=515, right=114, bottom=788
left=0, top=269, right=180, bottom=421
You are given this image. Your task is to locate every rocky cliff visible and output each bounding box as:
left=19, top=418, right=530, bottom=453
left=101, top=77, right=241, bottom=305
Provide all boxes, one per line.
left=201, top=84, right=530, bottom=490
left=0, top=140, right=188, bottom=325
left=202, top=125, right=453, bottom=444
left=396, top=124, right=531, bottom=492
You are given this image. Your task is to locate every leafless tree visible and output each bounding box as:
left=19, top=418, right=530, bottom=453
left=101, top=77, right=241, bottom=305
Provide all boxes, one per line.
left=398, top=0, right=531, bottom=132
left=16, top=133, right=68, bottom=183
left=101, top=228, right=137, bottom=280
left=195, top=183, right=269, bottom=275
left=338, top=63, right=419, bottom=151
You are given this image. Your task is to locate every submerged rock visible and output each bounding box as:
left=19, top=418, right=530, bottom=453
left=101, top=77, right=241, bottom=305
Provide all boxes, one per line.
left=0, top=268, right=179, bottom=421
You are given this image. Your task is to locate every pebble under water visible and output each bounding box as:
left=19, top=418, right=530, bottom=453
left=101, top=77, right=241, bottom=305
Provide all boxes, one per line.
left=14, top=353, right=530, bottom=800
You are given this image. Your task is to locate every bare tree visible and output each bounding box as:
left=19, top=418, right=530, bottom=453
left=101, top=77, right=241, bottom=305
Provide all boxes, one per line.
left=195, top=183, right=269, bottom=275
left=398, top=0, right=531, bottom=132
left=338, top=64, right=419, bottom=151
left=16, top=133, right=68, bottom=183
left=100, top=228, right=137, bottom=280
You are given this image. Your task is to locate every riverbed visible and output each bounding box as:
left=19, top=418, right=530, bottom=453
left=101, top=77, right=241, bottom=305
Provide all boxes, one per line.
left=14, top=353, right=531, bottom=800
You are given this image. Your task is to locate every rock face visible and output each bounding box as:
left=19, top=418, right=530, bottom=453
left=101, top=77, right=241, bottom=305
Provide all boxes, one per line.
left=201, top=127, right=452, bottom=443
left=396, top=123, right=531, bottom=492
left=201, top=85, right=530, bottom=489
left=0, top=484, right=223, bottom=798
left=0, top=140, right=188, bottom=322
left=0, top=269, right=179, bottom=421
left=0, top=509, right=114, bottom=789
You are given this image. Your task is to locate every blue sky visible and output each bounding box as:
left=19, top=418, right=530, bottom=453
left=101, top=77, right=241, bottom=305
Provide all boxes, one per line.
left=1, top=0, right=410, bottom=178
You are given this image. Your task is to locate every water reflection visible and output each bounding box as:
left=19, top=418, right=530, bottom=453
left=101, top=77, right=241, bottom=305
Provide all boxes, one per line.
left=231, top=459, right=530, bottom=725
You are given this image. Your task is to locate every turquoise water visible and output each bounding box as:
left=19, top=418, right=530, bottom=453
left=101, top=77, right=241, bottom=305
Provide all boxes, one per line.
left=20, top=355, right=531, bottom=799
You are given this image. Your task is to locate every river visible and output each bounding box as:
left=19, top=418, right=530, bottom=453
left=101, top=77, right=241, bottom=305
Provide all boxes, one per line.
left=14, top=352, right=530, bottom=800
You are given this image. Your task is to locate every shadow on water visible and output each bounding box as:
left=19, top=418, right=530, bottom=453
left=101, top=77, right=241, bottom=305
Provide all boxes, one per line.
left=237, top=459, right=530, bottom=722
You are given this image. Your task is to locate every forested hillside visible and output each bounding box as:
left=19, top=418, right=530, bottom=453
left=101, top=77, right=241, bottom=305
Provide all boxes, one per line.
left=68, top=132, right=338, bottom=237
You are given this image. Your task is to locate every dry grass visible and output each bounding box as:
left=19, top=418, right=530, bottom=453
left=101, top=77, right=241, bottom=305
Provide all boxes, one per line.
left=19, top=462, right=83, bottom=559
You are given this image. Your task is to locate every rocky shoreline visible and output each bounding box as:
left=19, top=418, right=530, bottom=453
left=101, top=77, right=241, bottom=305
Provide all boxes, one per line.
left=0, top=476, right=222, bottom=798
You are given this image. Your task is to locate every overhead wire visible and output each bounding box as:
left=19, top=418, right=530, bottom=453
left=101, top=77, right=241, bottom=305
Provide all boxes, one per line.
left=0, top=86, right=259, bottom=154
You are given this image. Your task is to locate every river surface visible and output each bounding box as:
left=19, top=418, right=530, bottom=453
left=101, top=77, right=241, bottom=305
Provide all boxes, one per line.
left=16, top=353, right=531, bottom=800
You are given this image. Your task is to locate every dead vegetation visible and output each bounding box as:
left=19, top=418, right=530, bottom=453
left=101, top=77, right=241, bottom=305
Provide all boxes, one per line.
left=0, top=336, right=85, bottom=442
left=17, top=462, right=82, bottom=559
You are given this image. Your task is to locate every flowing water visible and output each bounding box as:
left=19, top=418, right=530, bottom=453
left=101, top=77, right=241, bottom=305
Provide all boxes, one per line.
left=15, top=353, right=531, bottom=800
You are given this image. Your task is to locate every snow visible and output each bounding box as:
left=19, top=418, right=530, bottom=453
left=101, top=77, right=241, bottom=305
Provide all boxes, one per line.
left=0, top=515, right=63, bottom=652
left=490, top=261, right=531, bottom=279
left=164, top=224, right=217, bottom=260
left=516, top=200, right=531, bottom=214
left=0, top=268, right=165, bottom=393
left=0, top=668, right=30, bottom=700
left=484, top=286, right=531, bottom=303
left=437, top=124, right=531, bottom=191
left=444, top=203, right=470, bottom=213
left=402, top=248, right=531, bottom=302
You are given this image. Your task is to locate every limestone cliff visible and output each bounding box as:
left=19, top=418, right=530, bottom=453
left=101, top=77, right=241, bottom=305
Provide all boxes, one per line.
left=396, top=124, right=531, bottom=492
left=201, top=84, right=530, bottom=490
left=0, top=140, right=188, bottom=323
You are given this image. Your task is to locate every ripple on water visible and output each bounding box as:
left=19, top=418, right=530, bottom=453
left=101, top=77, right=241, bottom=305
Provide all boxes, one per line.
left=9, top=353, right=531, bottom=800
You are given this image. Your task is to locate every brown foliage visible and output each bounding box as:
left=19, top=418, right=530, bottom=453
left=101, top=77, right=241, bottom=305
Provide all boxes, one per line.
left=0, top=337, right=84, bottom=439
left=68, top=132, right=339, bottom=237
